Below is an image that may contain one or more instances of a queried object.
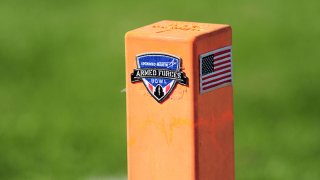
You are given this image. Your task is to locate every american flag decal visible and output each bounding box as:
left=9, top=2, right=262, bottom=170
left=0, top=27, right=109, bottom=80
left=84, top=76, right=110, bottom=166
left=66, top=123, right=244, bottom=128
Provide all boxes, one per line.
left=200, top=46, right=232, bottom=94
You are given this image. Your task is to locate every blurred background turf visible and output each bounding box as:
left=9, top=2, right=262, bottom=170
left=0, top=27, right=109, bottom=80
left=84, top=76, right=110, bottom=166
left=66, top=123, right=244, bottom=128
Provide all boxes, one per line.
left=0, top=0, right=319, bottom=179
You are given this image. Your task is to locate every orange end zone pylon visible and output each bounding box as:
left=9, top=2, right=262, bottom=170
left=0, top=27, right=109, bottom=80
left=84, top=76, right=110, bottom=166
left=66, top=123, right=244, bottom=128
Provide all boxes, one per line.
left=125, top=20, right=234, bottom=180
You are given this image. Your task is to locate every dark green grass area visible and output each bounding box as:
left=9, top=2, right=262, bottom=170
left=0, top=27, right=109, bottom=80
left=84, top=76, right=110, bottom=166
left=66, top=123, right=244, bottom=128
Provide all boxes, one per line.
left=0, top=0, right=319, bottom=179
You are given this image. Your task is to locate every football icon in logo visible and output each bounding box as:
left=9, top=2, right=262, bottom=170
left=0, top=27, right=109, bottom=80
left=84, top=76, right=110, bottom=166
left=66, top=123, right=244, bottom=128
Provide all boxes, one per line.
left=131, top=53, right=188, bottom=102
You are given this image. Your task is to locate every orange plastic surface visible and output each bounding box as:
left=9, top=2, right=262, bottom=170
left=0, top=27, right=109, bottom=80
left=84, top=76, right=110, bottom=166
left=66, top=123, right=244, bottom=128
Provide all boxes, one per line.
left=125, top=20, right=234, bottom=180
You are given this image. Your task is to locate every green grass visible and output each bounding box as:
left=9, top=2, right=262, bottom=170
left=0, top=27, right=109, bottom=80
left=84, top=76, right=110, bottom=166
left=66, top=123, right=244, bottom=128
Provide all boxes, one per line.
left=0, top=0, right=320, bottom=179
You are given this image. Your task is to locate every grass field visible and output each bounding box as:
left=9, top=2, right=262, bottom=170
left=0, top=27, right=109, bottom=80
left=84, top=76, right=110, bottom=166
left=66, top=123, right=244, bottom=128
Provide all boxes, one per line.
left=0, top=0, right=320, bottom=179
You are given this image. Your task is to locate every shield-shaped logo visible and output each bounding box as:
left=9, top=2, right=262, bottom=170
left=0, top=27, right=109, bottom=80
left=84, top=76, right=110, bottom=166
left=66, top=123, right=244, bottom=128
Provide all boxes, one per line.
left=131, top=53, right=188, bottom=102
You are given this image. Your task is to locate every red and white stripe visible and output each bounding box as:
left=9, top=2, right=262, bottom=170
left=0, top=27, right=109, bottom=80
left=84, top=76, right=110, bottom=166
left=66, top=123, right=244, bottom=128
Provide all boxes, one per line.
left=145, top=80, right=174, bottom=97
left=200, top=46, right=232, bottom=94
